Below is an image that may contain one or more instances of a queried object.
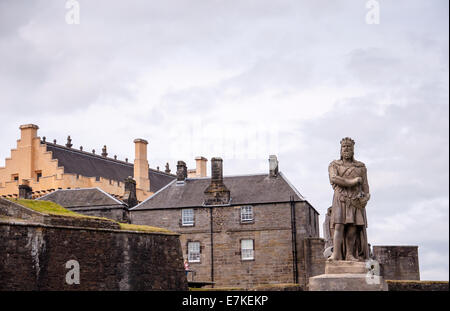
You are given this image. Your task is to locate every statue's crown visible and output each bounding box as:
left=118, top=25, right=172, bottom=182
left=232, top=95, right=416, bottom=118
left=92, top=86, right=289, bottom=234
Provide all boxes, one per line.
left=340, top=137, right=355, bottom=146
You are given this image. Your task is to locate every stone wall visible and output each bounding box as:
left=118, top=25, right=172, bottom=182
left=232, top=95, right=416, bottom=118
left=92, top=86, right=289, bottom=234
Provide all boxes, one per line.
left=303, top=237, right=326, bottom=281
left=131, top=201, right=320, bottom=288
left=0, top=199, right=187, bottom=291
left=373, top=246, right=420, bottom=280
left=386, top=280, right=448, bottom=291
left=0, top=219, right=187, bottom=290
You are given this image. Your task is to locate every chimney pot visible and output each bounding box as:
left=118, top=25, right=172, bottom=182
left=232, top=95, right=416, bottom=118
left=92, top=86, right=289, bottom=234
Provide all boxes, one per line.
left=165, top=162, right=171, bottom=174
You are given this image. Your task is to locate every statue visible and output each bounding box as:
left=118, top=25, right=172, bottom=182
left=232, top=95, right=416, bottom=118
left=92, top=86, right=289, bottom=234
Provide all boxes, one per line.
left=322, top=207, right=334, bottom=258
left=327, top=137, right=370, bottom=262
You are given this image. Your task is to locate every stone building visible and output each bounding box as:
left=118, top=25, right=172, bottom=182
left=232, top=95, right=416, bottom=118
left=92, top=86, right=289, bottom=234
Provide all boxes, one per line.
left=0, top=124, right=175, bottom=202
left=37, top=187, right=131, bottom=223
left=131, top=156, right=324, bottom=288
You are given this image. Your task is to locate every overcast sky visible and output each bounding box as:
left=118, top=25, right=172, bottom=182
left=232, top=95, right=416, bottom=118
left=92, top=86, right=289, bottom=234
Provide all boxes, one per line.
left=0, top=0, right=448, bottom=280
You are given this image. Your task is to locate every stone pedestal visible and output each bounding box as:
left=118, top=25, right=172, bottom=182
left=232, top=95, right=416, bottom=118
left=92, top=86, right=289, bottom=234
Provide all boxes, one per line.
left=308, top=260, right=388, bottom=291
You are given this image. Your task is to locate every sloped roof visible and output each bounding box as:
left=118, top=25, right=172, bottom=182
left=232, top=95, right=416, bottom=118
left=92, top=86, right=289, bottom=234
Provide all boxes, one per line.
left=38, top=188, right=124, bottom=208
left=45, top=143, right=175, bottom=193
left=132, top=172, right=306, bottom=210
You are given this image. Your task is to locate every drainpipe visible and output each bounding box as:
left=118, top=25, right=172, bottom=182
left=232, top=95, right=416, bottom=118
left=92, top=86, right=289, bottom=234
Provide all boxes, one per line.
left=290, top=196, right=299, bottom=284
left=210, top=206, right=214, bottom=287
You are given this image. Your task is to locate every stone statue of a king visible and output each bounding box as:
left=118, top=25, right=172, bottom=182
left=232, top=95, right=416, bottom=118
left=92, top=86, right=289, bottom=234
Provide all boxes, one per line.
left=327, top=137, right=370, bottom=261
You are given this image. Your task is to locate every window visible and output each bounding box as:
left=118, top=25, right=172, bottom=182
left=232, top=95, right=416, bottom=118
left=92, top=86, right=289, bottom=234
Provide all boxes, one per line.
left=188, top=242, right=200, bottom=262
left=36, top=171, right=42, bottom=182
left=182, top=209, right=194, bottom=226
left=241, top=239, right=254, bottom=260
left=240, top=206, right=253, bottom=222
left=12, top=174, right=18, bottom=182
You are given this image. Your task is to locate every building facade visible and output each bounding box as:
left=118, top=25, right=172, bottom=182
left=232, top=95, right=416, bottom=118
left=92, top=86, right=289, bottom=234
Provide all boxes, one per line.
left=131, top=156, right=324, bottom=288
left=0, top=124, right=176, bottom=202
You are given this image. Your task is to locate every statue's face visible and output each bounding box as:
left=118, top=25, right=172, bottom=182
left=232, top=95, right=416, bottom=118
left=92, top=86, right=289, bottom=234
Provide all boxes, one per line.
left=341, top=142, right=354, bottom=160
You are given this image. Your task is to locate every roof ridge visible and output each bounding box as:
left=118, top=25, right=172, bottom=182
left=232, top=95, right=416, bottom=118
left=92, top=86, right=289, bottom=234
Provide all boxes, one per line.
left=131, top=179, right=177, bottom=210
left=185, top=173, right=268, bottom=181
left=45, top=142, right=176, bottom=176
left=279, top=172, right=305, bottom=200
left=45, top=142, right=134, bottom=167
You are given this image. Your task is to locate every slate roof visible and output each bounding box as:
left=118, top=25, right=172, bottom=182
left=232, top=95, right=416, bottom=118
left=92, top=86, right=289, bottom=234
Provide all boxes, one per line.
left=38, top=188, right=125, bottom=208
left=45, top=143, right=175, bottom=193
left=132, top=172, right=307, bottom=210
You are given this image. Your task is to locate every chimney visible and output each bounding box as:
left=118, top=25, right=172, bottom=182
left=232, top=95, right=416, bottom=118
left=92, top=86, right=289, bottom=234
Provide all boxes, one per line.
left=176, top=161, right=187, bottom=181
left=18, top=181, right=33, bottom=199
left=195, top=156, right=208, bottom=177
left=18, top=124, right=39, bottom=180
left=123, top=177, right=138, bottom=208
left=269, top=155, right=279, bottom=177
left=204, top=157, right=230, bottom=205
left=133, top=139, right=150, bottom=191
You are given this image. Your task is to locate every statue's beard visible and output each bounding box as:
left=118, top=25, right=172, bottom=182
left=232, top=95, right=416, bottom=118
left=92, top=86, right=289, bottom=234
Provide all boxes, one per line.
left=342, top=151, right=353, bottom=160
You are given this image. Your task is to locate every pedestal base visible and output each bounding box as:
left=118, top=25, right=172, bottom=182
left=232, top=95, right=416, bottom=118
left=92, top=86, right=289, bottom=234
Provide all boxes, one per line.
left=309, top=273, right=388, bottom=291
left=309, top=260, right=388, bottom=291
left=325, top=260, right=367, bottom=274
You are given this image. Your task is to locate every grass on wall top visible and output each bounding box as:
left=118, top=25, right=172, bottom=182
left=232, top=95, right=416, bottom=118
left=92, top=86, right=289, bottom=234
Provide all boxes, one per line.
left=9, top=198, right=90, bottom=218
left=6, top=198, right=175, bottom=234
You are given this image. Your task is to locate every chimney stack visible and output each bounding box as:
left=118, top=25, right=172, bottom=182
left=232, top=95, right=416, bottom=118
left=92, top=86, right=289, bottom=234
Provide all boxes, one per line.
left=204, top=157, right=230, bottom=205
left=123, top=177, right=138, bottom=208
left=269, top=155, right=279, bottom=177
left=18, top=124, right=39, bottom=181
left=195, top=156, right=208, bottom=177
left=176, top=161, right=187, bottom=181
left=133, top=139, right=150, bottom=191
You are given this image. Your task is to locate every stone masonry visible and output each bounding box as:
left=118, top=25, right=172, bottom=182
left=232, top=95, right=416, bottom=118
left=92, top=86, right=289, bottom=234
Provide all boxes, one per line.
left=0, top=198, right=188, bottom=290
